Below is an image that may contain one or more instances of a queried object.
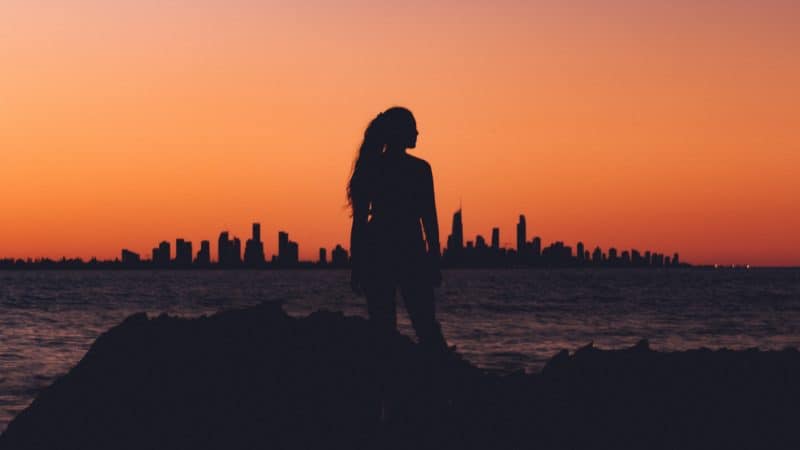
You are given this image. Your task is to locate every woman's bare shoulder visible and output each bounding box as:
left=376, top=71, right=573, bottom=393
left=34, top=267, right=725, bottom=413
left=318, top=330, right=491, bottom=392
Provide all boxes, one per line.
left=404, top=154, right=432, bottom=172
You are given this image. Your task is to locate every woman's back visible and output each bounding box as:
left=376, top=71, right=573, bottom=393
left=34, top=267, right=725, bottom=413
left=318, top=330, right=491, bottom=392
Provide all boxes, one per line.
left=369, top=153, right=430, bottom=232
left=349, top=106, right=441, bottom=286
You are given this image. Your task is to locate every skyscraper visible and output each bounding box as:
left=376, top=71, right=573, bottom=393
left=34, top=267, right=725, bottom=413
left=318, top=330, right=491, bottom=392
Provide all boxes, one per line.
left=277, top=231, right=298, bottom=266
left=632, top=249, right=643, bottom=266
left=577, top=242, right=585, bottom=262
left=491, top=227, right=500, bottom=250
left=531, top=236, right=542, bottom=257
left=452, top=209, right=463, bottom=249
left=278, top=231, right=289, bottom=264
left=592, top=246, right=603, bottom=264
left=175, top=239, right=192, bottom=266
left=288, top=241, right=299, bottom=264
left=244, top=222, right=266, bottom=266
left=232, top=238, right=241, bottom=264
left=196, top=240, right=211, bottom=266
left=218, top=232, right=230, bottom=265
left=154, top=241, right=171, bottom=267
left=516, top=214, right=527, bottom=256
left=218, top=232, right=241, bottom=266
left=218, top=232, right=229, bottom=264
left=444, top=209, right=465, bottom=266
left=331, top=245, right=348, bottom=267
left=121, top=249, right=140, bottom=265
left=319, top=248, right=327, bottom=265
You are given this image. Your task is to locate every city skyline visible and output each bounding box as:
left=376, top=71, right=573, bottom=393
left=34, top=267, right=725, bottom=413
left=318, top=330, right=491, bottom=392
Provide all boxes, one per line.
left=1, top=210, right=694, bottom=268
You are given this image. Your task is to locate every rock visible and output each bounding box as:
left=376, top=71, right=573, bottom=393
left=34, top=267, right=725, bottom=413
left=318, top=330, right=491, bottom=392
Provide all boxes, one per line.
left=1, top=303, right=799, bottom=450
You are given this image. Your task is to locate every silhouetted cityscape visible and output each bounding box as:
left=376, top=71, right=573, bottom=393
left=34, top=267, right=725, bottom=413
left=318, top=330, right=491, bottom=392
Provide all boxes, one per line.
left=443, top=210, right=686, bottom=268
left=0, top=211, right=690, bottom=270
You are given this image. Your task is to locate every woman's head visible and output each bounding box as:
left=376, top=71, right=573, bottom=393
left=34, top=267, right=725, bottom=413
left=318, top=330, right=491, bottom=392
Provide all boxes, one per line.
left=380, top=107, right=418, bottom=150
left=348, top=107, right=418, bottom=208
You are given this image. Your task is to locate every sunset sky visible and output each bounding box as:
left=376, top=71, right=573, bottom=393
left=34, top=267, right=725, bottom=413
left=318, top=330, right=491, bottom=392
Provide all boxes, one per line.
left=2, top=0, right=798, bottom=266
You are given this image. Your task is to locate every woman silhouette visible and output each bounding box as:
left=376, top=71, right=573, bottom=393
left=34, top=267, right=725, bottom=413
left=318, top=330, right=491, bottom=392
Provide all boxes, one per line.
left=348, top=107, right=448, bottom=350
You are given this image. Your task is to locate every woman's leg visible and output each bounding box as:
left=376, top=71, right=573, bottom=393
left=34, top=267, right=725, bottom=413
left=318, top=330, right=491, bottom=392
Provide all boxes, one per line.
left=364, top=282, right=397, bottom=335
left=399, top=282, right=447, bottom=350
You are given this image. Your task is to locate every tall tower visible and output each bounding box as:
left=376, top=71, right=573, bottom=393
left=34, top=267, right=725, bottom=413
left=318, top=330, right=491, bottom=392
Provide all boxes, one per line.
left=218, top=231, right=230, bottom=265
left=196, top=240, right=211, bottom=266
left=531, top=236, right=542, bottom=257
left=491, top=227, right=500, bottom=250
left=244, top=222, right=265, bottom=266
left=516, top=214, right=527, bottom=255
left=452, top=209, right=464, bottom=251
left=159, top=241, right=171, bottom=263
left=319, top=248, right=327, bottom=264
left=232, top=238, right=241, bottom=263
left=175, top=239, right=192, bottom=266
left=278, top=231, right=289, bottom=263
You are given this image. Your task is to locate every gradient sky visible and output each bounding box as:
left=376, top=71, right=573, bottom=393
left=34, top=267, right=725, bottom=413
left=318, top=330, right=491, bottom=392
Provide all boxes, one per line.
left=2, top=0, right=798, bottom=266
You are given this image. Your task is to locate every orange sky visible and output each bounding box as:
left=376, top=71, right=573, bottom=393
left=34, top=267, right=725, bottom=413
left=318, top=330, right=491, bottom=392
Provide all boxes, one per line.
left=2, top=1, right=799, bottom=266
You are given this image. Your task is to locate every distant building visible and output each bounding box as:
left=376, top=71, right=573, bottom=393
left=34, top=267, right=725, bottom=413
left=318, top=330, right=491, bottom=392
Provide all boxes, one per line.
left=153, top=241, right=171, bottom=267
left=218, top=232, right=241, bottom=266
left=277, top=231, right=299, bottom=266
left=592, top=246, right=603, bottom=264
left=542, top=241, right=572, bottom=266
left=531, top=236, right=542, bottom=258
left=577, top=242, right=585, bottom=262
left=516, top=215, right=527, bottom=255
left=445, top=209, right=464, bottom=265
left=631, top=249, right=643, bottom=266
left=195, top=240, right=211, bottom=266
left=652, top=253, right=664, bottom=266
left=244, top=222, right=266, bottom=266
left=234, top=238, right=241, bottom=263
left=121, top=249, right=140, bottom=265
left=218, top=232, right=230, bottom=264
left=278, top=231, right=288, bottom=262
left=288, top=241, right=299, bottom=264
left=175, top=239, right=192, bottom=267
left=491, top=228, right=500, bottom=250
left=319, top=248, right=327, bottom=265
left=331, top=245, right=348, bottom=267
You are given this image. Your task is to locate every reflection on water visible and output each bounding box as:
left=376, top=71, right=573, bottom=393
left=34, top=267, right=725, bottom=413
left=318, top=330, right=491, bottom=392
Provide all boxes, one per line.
left=1, top=268, right=799, bottom=430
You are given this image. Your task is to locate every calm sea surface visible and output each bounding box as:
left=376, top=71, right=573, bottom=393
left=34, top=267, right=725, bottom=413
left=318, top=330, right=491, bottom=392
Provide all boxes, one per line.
left=1, top=268, right=799, bottom=430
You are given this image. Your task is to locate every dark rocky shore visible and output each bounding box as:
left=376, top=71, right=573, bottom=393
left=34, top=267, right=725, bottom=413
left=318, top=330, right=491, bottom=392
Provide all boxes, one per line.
left=1, top=303, right=798, bottom=450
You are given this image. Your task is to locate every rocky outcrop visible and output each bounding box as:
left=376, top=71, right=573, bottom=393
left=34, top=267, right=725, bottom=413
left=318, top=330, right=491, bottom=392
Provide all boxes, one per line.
left=1, top=303, right=798, bottom=449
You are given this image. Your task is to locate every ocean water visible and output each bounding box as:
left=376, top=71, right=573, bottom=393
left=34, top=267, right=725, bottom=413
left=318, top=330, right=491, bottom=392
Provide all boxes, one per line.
left=1, top=268, right=799, bottom=430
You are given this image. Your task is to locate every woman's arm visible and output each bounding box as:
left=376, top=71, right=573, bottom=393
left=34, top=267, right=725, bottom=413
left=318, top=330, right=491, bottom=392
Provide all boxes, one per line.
left=420, top=162, right=442, bottom=286
left=349, top=198, right=369, bottom=293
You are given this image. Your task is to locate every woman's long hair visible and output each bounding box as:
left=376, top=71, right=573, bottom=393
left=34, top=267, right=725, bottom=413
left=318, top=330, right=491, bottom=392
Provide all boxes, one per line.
left=347, top=107, right=415, bottom=211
